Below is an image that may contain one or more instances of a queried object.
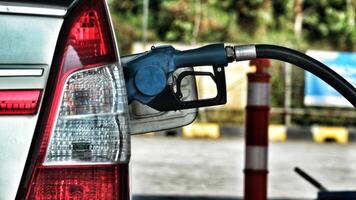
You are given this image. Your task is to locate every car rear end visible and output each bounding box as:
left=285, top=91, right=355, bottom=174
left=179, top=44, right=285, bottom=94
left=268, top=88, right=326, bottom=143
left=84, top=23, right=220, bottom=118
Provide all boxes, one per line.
left=0, top=0, right=130, bottom=199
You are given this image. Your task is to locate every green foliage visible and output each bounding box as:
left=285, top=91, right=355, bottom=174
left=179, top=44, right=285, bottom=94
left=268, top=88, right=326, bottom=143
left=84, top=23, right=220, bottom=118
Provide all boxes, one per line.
left=303, top=0, right=356, bottom=50
left=270, top=62, right=285, bottom=107
left=110, top=0, right=355, bottom=51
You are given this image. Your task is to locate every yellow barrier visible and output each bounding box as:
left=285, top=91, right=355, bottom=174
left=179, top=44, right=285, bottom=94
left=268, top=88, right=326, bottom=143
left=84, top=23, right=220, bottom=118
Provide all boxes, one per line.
left=311, top=126, right=348, bottom=144
left=268, top=125, right=287, bottom=142
left=182, top=123, right=220, bottom=139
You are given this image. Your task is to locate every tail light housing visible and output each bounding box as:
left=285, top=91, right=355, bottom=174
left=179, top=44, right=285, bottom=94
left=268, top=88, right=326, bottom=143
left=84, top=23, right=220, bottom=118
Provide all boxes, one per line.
left=20, top=0, right=130, bottom=199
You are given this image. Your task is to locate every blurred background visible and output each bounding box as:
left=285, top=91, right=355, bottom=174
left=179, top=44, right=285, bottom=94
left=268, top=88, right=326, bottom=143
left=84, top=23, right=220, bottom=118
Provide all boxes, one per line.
left=109, top=1, right=356, bottom=199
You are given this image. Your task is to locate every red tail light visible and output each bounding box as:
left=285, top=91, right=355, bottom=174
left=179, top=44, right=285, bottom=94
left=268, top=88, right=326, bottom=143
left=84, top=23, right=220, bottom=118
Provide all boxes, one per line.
left=0, top=90, right=41, bottom=115
left=29, top=166, right=122, bottom=199
left=21, top=1, right=130, bottom=199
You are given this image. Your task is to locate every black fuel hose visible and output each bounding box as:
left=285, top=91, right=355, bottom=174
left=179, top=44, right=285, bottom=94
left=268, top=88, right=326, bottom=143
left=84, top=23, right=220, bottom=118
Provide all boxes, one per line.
left=254, top=44, right=356, bottom=108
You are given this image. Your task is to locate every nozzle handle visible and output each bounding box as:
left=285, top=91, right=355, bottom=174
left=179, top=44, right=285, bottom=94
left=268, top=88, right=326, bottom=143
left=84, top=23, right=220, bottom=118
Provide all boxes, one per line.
left=174, top=43, right=228, bottom=68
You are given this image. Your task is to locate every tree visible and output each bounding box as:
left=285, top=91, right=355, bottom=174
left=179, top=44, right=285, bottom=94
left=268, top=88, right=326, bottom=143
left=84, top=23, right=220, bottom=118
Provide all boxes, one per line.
left=303, top=0, right=356, bottom=50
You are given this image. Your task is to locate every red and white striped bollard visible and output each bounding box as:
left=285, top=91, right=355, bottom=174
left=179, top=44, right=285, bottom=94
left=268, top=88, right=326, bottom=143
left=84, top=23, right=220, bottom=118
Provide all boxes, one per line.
left=244, top=59, right=271, bottom=200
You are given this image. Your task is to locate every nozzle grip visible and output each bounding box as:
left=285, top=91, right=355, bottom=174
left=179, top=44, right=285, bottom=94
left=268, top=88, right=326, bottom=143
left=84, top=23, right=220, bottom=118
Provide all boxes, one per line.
left=147, top=66, right=227, bottom=111
left=174, top=43, right=228, bottom=68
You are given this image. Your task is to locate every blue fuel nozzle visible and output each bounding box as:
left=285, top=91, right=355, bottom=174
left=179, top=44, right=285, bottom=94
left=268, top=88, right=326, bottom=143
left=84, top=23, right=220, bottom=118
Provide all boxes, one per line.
left=123, top=43, right=228, bottom=111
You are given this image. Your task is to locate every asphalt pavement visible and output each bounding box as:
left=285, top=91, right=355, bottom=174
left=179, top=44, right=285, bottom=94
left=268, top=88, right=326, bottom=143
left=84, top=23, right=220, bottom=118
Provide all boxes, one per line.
left=130, top=135, right=356, bottom=200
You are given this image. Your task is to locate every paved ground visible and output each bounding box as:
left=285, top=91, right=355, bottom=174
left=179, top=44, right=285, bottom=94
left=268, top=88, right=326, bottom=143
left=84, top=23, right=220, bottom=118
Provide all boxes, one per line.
left=130, top=135, right=356, bottom=200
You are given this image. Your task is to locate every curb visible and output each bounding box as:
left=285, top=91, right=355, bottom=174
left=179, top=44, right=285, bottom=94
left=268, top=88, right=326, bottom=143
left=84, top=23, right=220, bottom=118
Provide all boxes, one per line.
left=162, top=123, right=356, bottom=143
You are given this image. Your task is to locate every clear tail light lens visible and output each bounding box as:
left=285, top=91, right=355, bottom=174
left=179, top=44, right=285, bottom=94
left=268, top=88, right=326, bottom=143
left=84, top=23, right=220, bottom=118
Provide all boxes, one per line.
left=22, top=0, right=130, bottom=199
left=44, top=65, right=129, bottom=164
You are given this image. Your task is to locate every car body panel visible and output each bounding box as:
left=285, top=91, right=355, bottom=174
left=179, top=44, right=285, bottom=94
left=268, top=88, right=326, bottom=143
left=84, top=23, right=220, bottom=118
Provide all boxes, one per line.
left=0, top=0, right=74, bottom=10
left=0, top=15, right=63, bottom=64
left=0, top=12, right=63, bottom=199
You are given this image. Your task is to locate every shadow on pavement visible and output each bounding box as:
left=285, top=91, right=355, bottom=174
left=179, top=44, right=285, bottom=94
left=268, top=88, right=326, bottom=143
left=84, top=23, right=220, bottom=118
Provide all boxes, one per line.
left=132, top=195, right=310, bottom=200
